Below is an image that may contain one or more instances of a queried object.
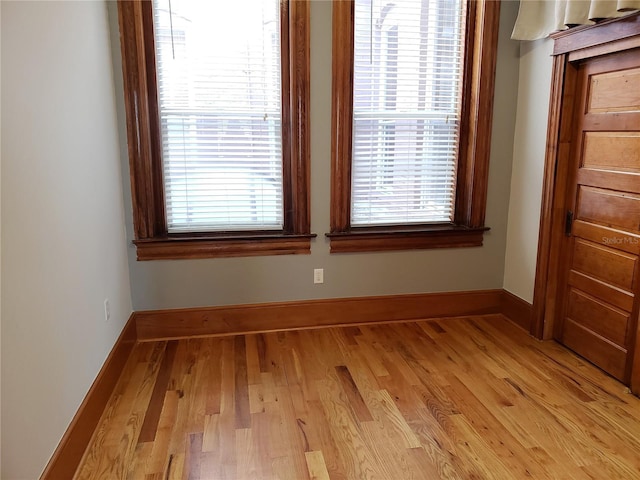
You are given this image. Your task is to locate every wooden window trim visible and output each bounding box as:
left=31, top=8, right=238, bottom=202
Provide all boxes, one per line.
left=328, top=0, right=500, bottom=254
left=117, top=0, right=314, bottom=260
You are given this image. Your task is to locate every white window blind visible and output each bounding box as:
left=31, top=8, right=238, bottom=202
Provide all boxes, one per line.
left=152, top=0, right=283, bottom=232
left=351, top=0, right=467, bottom=226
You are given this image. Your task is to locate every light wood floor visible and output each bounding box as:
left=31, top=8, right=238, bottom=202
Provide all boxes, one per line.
left=75, top=315, right=640, bottom=479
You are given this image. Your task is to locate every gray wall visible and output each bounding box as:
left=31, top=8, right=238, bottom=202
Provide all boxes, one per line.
left=1, top=2, right=133, bottom=478
left=504, top=37, right=554, bottom=302
left=109, top=1, right=521, bottom=311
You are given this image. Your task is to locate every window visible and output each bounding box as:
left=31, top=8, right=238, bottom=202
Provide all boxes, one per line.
left=117, top=0, right=313, bottom=260
left=328, top=0, right=500, bottom=253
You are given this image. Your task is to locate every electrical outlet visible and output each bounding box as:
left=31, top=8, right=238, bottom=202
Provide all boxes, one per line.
left=104, top=298, right=111, bottom=322
left=314, top=268, right=324, bottom=284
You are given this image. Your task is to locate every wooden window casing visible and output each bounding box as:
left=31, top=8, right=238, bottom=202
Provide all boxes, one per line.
left=117, top=0, right=314, bottom=260
left=328, top=0, right=500, bottom=253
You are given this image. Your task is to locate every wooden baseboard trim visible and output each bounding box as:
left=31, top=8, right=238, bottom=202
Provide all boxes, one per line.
left=134, top=289, right=504, bottom=341
left=501, top=290, right=533, bottom=332
left=40, top=313, right=137, bottom=480
left=42, top=288, right=534, bottom=479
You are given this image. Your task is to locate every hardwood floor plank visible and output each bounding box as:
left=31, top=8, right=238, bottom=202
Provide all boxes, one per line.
left=235, top=428, right=258, bottom=480
left=234, top=336, right=251, bottom=429
left=316, top=376, right=383, bottom=480
left=250, top=415, right=275, bottom=480
left=354, top=336, right=389, bottom=377
left=198, top=451, right=222, bottom=480
left=74, top=343, right=163, bottom=480
left=138, top=340, right=178, bottom=443
left=125, top=436, right=153, bottom=479
left=185, top=432, right=203, bottom=480
left=335, top=365, right=374, bottom=423
left=406, top=446, right=446, bottom=479
left=449, top=413, right=520, bottom=480
left=201, top=413, right=219, bottom=454
left=394, top=405, right=462, bottom=479
left=262, top=332, right=288, bottom=387
left=248, top=383, right=265, bottom=414
left=245, top=334, right=262, bottom=386
left=271, top=455, right=301, bottom=480
left=75, top=316, right=640, bottom=479
left=275, top=384, right=314, bottom=479
left=301, top=400, right=348, bottom=480
left=217, top=338, right=238, bottom=478
left=370, top=389, right=421, bottom=449
left=358, top=420, right=419, bottom=480
left=202, top=338, right=223, bottom=416
left=166, top=452, right=184, bottom=480
left=260, top=402, right=289, bottom=460
left=444, top=375, right=551, bottom=478
left=165, top=342, right=201, bottom=457
left=304, top=450, right=331, bottom=480
left=145, top=390, right=179, bottom=476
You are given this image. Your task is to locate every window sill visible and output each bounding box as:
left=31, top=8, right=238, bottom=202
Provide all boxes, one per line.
left=134, top=233, right=316, bottom=260
left=326, top=225, right=489, bottom=253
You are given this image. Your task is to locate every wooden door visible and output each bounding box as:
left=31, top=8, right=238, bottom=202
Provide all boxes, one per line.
left=555, top=47, right=640, bottom=383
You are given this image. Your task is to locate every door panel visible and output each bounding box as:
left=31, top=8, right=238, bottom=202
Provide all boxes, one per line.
left=582, top=132, right=640, bottom=172
left=572, top=220, right=640, bottom=255
left=582, top=132, right=640, bottom=171
left=562, top=319, right=628, bottom=380
left=556, top=48, right=640, bottom=383
left=567, top=289, right=630, bottom=346
left=572, top=240, right=637, bottom=290
left=576, top=186, right=640, bottom=231
left=587, top=67, right=640, bottom=112
left=577, top=170, right=640, bottom=195
left=568, top=270, right=635, bottom=312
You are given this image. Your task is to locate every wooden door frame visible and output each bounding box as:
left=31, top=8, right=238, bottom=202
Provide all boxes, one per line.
left=531, top=12, right=640, bottom=391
